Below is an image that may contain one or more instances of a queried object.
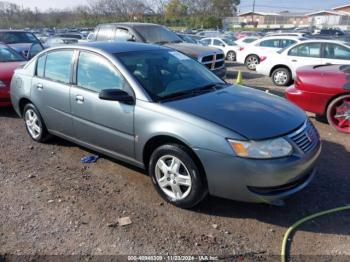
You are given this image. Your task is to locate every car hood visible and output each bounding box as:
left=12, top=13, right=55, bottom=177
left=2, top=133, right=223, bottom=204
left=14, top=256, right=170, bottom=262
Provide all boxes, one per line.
left=164, top=43, right=223, bottom=58
left=164, top=86, right=306, bottom=140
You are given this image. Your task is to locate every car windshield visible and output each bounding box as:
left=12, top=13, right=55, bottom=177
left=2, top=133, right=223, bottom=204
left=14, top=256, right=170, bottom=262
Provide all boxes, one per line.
left=222, top=38, right=236, bottom=46
left=0, top=45, right=25, bottom=62
left=133, top=25, right=182, bottom=44
left=116, top=50, right=226, bottom=102
left=0, top=32, right=39, bottom=44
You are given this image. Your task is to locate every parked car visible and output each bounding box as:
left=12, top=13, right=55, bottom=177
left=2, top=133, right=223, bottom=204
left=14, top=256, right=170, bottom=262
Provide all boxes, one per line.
left=200, top=37, right=240, bottom=61
left=318, top=29, right=345, bottom=38
left=256, top=40, right=350, bottom=86
left=92, top=23, right=226, bottom=78
left=235, top=36, right=260, bottom=47
left=235, top=31, right=261, bottom=39
left=236, top=36, right=304, bottom=70
left=196, top=30, right=221, bottom=38
left=0, top=44, right=26, bottom=107
left=177, top=33, right=201, bottom=45
left=55, top=33, right=85, bottom=41
left=286, top=64, right=350, bottom=134
left=45, top=37, right=79, bottom=47
left=10, top=42, right=321, bottom=208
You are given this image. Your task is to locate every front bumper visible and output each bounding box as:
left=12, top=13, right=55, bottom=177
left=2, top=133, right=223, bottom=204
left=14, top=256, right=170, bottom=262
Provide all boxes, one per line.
left=0, top=87, right=11, bottom=107
left=195, top=140, right=321, bottom=204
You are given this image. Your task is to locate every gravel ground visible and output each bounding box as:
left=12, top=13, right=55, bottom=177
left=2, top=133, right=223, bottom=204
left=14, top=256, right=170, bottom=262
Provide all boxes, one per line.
left=0, top=63, right=350, bottom=260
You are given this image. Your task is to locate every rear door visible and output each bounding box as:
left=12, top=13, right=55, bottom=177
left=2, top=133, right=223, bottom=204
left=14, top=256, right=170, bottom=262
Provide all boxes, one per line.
left=70, top=51, right=135, bottom=158
left=286, top=43, right=322, bottom=77
left=30, top=50, right=74, bottom=136
left=321, top=43, right=350, bottom=65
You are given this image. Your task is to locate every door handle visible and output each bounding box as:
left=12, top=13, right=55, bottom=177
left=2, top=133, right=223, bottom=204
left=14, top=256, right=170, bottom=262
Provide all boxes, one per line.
left=36, top=83, right=43, bottom=90
left=75, top=95, right=84, bottom=103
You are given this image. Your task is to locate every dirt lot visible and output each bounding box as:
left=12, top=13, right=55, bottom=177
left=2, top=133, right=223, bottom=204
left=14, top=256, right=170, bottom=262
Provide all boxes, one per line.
left=0, top=63, right=350, bottom=260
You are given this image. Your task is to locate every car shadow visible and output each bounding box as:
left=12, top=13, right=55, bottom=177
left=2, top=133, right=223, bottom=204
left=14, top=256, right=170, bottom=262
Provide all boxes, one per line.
left=0, top=107, right=19, bottom=118
left=193, top=139, right=350, bottom=236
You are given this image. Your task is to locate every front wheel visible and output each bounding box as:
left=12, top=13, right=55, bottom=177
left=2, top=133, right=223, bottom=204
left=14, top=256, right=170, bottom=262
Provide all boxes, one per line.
left=272, top=68, right=292, bottom=86
left=149, top=144, right=208, bottom=208
left=226, top=51, right=236, bottom=61
left=326, top=95, right=350, bottom=134
left=23, top=103, right=51, bottom=142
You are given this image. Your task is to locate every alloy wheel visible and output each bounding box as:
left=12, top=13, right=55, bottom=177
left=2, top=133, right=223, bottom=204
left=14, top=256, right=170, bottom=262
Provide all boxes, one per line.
left=246, top=56, right=259, bottom=70
left=25, top=109, right=42, bottom=139
left=155, top=155, right=192, bottom=200
left=328, top=96, right=350, bottom=133
left=273, top=70, right=288, bottom=86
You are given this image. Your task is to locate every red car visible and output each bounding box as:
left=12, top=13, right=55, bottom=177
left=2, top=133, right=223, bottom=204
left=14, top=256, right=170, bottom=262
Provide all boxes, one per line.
left=0, top=43, right=26, bottom=107
left=286, top=64, right=350, bottom=134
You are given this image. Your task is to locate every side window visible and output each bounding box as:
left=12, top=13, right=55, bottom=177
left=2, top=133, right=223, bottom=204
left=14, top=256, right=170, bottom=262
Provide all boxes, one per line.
left=280, top=39, right=296, bottom=48
left=213, top=39, right=223, bottom=46
left=288, top=43, right=321, bottom=58
left=45, top=50, right=73, bottom=83
left=114, top=28, right=132, bottom=41
left=77, top=52, right=124, bottom=92
left=36, top=54, right=46, bottom=78
left=324, top=44, right=350, bottom=60
left=201, top=39, right=211, bottom=46
left=259, top=39, right=280, bottom=48
left=96, top=26, right=115, bottom=41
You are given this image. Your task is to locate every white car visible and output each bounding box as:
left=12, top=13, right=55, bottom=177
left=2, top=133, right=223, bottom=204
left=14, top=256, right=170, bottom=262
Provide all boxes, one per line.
left=256, top=39, right=350, bottom=86
left=200, top=37, right=240, bottom=61
left=236, top=36, right=305, bottom=70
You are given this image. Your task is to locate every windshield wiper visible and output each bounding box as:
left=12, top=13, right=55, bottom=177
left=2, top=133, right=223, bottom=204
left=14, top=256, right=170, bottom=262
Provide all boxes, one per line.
left=159, top=83, right=226, bottom=102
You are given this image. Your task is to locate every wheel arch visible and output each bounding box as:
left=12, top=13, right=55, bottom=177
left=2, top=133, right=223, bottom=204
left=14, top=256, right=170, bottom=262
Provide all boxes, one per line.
left=324, top=92, right=350, bottom=115
left=245, top=53, right=259, bottom=63
left=18, top=97, right=33, bottom=117
left=270, top=64, right=292, bottom=77
left=142, top=135, right=208, bottom=185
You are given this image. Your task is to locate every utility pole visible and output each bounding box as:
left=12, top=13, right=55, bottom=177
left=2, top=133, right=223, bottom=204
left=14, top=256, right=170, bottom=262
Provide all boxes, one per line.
left=252, top=0, right=256, bottom=24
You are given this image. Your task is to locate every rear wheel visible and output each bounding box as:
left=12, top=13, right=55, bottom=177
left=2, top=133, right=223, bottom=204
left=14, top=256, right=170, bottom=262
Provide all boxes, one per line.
left=245, top=55, right=259, bottom=70
left=149, top=144, right=208, bottom=208
left=326, top=95, right=350, bottom=134
left=226, top=51, right=236, bottom=61
left=272, top=68, right=292, bottom=86
left=23, top=103, right=51, bottom=142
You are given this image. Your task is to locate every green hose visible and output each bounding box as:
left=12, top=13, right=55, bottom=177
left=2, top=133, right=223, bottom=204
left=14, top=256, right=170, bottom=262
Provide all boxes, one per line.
left=281, top=205, right=350, bottom=262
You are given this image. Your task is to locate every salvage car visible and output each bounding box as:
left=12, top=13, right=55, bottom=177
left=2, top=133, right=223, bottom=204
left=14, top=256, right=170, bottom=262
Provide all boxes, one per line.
left=200, top=37, right=240, bottom=61
left=286, top=64, right=350, bottom=134
left=92, top=23, right=226, bottom=78
left=0, top=43, right=26, bottom=107
left=11, top=42, right=321, bottom=208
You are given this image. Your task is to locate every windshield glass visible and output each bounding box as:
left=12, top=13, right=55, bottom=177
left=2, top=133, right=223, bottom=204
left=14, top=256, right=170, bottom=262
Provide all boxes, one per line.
left=222, top=38, right=237, bottom=46
left=134, top=25, right=182, bottom=44
left=0, top=45, right=25, bottom=62
left=0, top=32, right=39, bottom=44
left=116, top=50, right=225, bottom=102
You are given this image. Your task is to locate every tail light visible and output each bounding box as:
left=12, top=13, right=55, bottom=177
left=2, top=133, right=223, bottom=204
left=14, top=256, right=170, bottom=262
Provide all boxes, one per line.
left=259, top=56, right=267, bottom=62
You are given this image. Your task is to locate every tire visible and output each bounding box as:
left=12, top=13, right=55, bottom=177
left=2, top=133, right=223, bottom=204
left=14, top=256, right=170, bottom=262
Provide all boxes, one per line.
left=272, top=67, right=292, bottom=87
left=23, top=103, right=51, bottom=142
left=326, top=94, right=350, bottom=134
left=245, top=55, right=259, bottom=70
left=148, top=144, right=208, bottom=208
left=226, top=51, right=236, bottom=62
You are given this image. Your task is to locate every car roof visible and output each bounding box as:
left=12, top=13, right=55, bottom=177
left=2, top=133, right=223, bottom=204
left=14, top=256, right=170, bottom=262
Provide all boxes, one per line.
left=260, top=35, right=303, bottom=40
left=292, top=39, right=348, bottom=45
left=98, top=22, right=161, bottom=28
left=46, top=41, right=169, bottom=54
left=0, top=30, right=30, bottom=33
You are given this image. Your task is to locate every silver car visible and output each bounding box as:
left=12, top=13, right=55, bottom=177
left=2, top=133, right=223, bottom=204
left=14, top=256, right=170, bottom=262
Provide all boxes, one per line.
left=11, top=42, right=321, bottom=208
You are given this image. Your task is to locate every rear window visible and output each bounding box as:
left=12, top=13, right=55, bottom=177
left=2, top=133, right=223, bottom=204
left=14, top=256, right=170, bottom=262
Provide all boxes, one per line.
left=0, top=32, right=38, bottom=44
left=0, top=45, right=25, bottom=62
left=133, top=25, right=181, bottom=44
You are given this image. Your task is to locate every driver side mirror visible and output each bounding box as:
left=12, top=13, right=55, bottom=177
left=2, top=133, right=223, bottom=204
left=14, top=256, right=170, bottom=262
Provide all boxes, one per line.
left=99, top=89, right=134, bottom=105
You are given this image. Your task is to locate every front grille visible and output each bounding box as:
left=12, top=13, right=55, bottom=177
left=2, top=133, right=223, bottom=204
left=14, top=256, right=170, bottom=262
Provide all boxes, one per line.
left=216, top=54, right=224, bottom=60
left=201, top=53, right=225, bottom=70
left=202, top=55, right=214, bottom=63
left=288, top=121, right=320, bottom=153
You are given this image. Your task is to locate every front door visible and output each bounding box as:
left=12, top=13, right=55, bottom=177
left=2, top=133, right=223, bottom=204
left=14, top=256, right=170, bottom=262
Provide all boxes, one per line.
left=70, top=51, right=135, bottom=158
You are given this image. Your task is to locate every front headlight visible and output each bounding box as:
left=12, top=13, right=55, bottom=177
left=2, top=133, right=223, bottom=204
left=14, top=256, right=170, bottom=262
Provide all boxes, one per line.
left=228, top=138, right=293, bottom=159
left=0, top=80, right=6, bottom=89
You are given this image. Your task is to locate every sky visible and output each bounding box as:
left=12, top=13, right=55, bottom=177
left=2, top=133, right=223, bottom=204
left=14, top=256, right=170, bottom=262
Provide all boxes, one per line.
left=4, top=0, right=350, bottom=13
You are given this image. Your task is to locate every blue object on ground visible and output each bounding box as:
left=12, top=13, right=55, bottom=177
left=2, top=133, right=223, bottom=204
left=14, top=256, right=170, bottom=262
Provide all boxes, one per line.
left=80, top=155, right=100, bottom=163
